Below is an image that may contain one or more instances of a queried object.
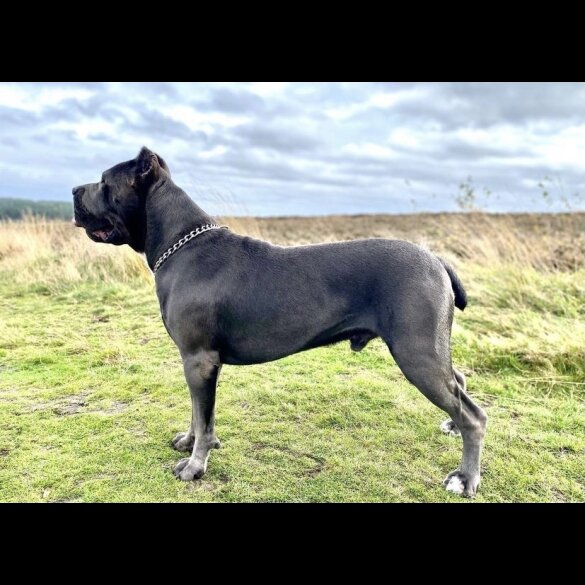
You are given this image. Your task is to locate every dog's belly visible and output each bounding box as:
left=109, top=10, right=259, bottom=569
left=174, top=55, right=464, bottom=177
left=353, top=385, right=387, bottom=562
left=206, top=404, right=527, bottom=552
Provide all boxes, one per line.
left=218, top=313, right=378, bottom=365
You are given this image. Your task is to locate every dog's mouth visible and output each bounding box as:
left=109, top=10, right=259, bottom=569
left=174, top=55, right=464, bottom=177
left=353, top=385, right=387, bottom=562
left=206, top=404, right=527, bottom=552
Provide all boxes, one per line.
left=87, top=224, right=116, bottom=243
left=73, top=216, right=116, bottom=243
left=90, top=227, right=114, bottom=242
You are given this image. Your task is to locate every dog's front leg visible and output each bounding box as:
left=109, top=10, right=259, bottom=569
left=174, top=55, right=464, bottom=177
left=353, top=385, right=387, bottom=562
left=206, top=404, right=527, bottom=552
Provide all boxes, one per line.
left=173, top=350, right=222, bottom=481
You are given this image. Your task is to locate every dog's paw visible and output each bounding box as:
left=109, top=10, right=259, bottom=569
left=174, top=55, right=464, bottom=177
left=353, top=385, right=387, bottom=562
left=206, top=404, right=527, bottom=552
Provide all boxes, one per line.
left=440, top=419, right=461, bottom=437
left=172, top=432, right=195, bottom=452
left=173, top=457, right=207, bottom=481
left=443, top=470, right=479, bottom=498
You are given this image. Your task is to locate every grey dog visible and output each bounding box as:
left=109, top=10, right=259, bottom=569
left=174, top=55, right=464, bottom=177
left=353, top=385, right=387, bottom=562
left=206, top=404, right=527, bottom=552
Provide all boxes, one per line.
left=72, top=147, right=487, bottom=497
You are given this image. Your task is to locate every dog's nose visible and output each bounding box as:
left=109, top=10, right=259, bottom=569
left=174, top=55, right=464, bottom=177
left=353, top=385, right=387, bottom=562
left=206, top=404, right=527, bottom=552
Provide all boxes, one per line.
left=72, top=186, right=85, bottom=197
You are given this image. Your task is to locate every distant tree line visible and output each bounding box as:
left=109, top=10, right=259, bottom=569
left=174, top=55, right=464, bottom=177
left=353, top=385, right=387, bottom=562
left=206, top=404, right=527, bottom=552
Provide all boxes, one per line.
left=0, top=198, right=72, bottom=220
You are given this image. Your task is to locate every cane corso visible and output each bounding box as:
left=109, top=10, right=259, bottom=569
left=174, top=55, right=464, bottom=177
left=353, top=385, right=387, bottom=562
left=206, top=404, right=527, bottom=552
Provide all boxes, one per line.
left=72, top=147, right=487, bottom=497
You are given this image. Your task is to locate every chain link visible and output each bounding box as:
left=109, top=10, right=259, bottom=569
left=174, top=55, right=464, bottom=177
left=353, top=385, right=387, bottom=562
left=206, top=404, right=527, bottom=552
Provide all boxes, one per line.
left=152, top=224, right=227, bottom=274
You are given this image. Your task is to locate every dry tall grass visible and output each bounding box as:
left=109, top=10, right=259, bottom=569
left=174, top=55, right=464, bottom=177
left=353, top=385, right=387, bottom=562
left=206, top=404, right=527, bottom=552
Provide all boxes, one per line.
left=0, top=215, right=151, bottom=287
left=0, top=213, right=583, bottom=292
left=252, top=213, right=585, bottom=272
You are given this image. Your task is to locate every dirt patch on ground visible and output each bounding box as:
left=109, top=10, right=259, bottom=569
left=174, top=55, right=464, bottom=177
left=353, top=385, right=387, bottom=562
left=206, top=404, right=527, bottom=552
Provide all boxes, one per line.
left=91, top=314, right=110, bottom=323
left=22, top=390, right=91, bottom=415
left=90, top=401, right=127, bottom=415
left=251, top=442, right=325, bottom=477
left=22, top=391, right=127, bottom=416
left=53, top=395, right=87, bottom=415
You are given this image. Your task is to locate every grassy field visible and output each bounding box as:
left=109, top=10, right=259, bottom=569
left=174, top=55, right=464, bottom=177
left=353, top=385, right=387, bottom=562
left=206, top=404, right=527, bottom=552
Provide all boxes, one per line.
left=0, top=213, right=583, bottom=502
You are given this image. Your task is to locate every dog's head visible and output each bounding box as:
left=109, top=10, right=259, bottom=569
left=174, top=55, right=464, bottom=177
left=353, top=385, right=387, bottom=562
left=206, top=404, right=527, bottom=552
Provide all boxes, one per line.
left=72, top=147, right=170, bottom=251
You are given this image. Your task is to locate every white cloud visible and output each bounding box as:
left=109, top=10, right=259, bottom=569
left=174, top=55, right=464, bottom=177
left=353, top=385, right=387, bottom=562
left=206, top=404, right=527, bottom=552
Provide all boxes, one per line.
left=248, top=82, right=289, bottom=97
left=388, top=128, right=423, bottom=150
left=0, top=85, right=31, bottom=109
left=198, top=145, right=227, bottom=160
left=50, top=119, right=117, bottom=141
left=326, top=87, right=429, bottom=121
left=532, top=124, right=585, bottom=171
left=0, top=84, right=93, bottom=112
left=161, top=105, right=249, bottom=133
left=342, top=142, right=398, bottom=159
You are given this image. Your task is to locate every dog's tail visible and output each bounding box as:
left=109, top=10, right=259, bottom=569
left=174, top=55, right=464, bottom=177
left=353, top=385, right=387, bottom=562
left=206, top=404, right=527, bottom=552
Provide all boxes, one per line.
left=438, top=257, right=468, bottom=311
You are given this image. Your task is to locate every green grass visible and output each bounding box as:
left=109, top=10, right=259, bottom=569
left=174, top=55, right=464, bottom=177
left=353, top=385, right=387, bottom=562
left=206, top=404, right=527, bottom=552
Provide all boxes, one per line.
left=0, top=265, right=584, bottom=502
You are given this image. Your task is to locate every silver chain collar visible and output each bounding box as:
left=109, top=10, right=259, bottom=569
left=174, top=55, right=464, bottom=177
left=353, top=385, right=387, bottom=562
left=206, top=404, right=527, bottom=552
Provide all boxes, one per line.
left=152, top=224, right=228, bottom=274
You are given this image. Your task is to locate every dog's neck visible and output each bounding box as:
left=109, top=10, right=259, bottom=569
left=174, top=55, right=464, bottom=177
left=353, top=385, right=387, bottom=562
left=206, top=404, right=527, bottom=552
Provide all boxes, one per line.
left=143, top=178, right=216, bottom=270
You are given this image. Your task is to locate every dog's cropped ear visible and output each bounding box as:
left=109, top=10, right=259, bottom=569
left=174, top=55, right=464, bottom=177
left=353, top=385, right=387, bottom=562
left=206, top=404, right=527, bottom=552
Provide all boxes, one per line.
left=134, top=147, right=171, bottom=185
left=135, top=146, right=163, bottom=186
left=155, top=153, right=171, bottom=177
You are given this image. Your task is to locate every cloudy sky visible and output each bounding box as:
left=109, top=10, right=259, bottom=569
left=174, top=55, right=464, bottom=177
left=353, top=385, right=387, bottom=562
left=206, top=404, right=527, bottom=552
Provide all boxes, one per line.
left=0, top=81, right=583, bottom=215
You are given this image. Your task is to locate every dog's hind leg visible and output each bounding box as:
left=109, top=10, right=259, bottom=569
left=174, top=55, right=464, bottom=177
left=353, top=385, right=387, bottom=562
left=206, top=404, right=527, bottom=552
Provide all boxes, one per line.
left=439, top=368, right=466, bottom=437
left=173, top=350, right=222, bottom=481
left=383, top=304, right=487, bottom=497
